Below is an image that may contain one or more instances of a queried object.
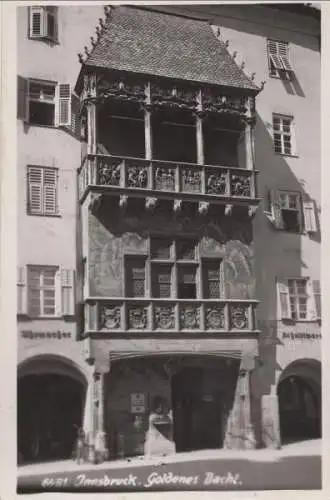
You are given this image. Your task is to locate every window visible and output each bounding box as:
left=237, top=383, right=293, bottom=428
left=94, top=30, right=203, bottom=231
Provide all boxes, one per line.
left=277, top=278, right=321, bottom=321
left=125, top=257, right=146, bottom=297
left=272, top=114, right=295, bottom=156
left=270, top=190, right=302, bottom=232
left=267, top=39, right=293, bottom=78
left=125, top=237, right=223, bottom=300
left=27, top=166, right=58, bottom=216
left=269, top=190, right=317, bottom=234
left=17, top=77, right=80, bottom=133
left=29, top=80, right=56, bottom=126
left=17, top=266, right=75, bottom=317
left=29, top=6, right=58, bottom=43
left=28, top=266, right=57, bottom=317
left=203, top=261, right=222, bottom=299
left=178, top=265, right=197, bottom=299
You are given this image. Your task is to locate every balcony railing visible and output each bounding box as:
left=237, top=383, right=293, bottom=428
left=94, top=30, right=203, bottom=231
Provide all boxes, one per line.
left=79, top=154, right=258, bottom=205
left=84, top=298, right=259, bottom=334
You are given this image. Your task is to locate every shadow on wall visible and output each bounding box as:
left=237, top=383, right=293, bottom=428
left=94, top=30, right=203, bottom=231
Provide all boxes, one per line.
left=250, top=112, right=320, bottom=445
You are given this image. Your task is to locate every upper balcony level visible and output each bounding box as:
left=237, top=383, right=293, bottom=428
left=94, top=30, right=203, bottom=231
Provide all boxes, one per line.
left=77, top=73, right=260, bottom=215
left=79, top=154, right=258, bottom=214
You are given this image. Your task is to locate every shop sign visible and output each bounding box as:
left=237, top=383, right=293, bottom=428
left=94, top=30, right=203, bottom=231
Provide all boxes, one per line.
left=21, top=330, right=72, bottom=340
left=130, top=393, right=145, bottom=414
left=282, top=332, right=321, bottom=340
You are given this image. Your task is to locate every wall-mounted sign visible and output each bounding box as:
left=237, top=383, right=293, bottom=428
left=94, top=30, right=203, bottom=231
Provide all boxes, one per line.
left=21, top=330, right=72, bottom=340
left=130, top=393, right=145, bottom=414
left=282, top=332, right=321, bottom=340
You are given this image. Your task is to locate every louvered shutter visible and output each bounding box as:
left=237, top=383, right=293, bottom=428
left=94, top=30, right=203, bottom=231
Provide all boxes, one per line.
left=312, top=280, right=321, bottom=320
left=303, top=201, right=317, bottom=233
left=30, top=6, right=44, bottom=38
left=56, top=84, right=72, bottom=126
left=17, top=266, right=28, bottom=315
left=277, top=280, right=291, bottom=319
left=270, top=190, right=284, bottom=229
left=17, top=76, right=29, bottom=121
left=28, top=167, right=42, bottom=214
left=306, top=279, right=317, bottom=321
left=43, top=168, right=57, bottom=214
left=61, top=268, right=75, bottom=316
left=54, top=268, right=62, bottom=316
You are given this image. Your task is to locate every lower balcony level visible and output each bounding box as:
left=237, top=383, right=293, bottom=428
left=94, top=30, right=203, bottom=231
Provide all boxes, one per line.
left=83, top=298, right=259, bottom=336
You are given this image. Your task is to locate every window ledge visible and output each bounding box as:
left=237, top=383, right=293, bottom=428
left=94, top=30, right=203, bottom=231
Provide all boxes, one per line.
left=274, top=152, right=299, bottom=159
left=281, top=318, right=321, bottom=324
left=17, top=314, right=72, bottom=321
left=27, top=212, right=61, bottom=218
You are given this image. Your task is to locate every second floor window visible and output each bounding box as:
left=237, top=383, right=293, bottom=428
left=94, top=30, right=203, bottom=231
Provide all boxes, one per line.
left=277, top=278, right=321, bottom=321
left=28, top=266, right=57, bottom=317
left=29, top=6, right=58, bottom=43
left=267, top=39, right=293, bottom=78
left=27, top=166, right=58, bottom=216
left=125, top=237, right=223, bottom=300
left=269, top=190, right=317, bottom=234
left=17, top=77, right=80, bottom=134
left=17, top=266, right=75, bottom=317
left=272, top=114, right=295, bottom=156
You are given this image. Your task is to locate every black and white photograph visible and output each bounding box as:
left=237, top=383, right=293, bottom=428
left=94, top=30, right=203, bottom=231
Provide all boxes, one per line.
left=2, top=0, right=325, bottom=495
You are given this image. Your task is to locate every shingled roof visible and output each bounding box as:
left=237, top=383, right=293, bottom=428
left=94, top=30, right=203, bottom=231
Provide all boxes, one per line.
left=82, top=6, right=259, bottom=92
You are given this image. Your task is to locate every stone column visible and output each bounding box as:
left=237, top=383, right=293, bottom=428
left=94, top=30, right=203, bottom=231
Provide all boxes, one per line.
left=93, top=371, right=108, bottom=463
left=196, top=90, right=205, bottom=165
left=224, top=353, right=256, bottom=450
left=87, top=103, right=97, bottom=155
left=261, top=385, right=281, bottom=449
left=144, top=83, right=153, bottom=161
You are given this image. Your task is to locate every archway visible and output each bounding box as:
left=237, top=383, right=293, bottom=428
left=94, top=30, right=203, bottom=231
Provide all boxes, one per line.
left=18, top=356, right=87, bottom=464
left=171, top=359, right=239, bottom=452
left=277, top=359, right=321, bottom=444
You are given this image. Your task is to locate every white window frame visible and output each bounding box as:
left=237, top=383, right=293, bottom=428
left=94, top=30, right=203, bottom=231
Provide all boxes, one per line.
left=27, top=166, right=58, bottom=216
left=271, top=190, right=303, bottom=233
left=27, top=266, right=58, bottom=317
left=272, top=114, right=296, bottom=156
left=267, top=39, right=293, bottom=78
left=277, top=277, right=320, bottom=322
left=29, top=6, right=58, bottom=43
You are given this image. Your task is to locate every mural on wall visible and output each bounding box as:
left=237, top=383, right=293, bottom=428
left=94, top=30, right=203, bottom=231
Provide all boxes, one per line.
left=89, top=201, right=255, bottom=299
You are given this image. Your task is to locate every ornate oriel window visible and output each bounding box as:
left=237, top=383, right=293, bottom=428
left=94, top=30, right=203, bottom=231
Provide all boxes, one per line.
left=125, top=237, right=224, bottom=300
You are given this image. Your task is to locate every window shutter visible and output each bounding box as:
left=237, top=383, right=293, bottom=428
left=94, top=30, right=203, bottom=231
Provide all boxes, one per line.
left=17, top=76, right=29, bottom=121
left=43, top=168, right=57, bottom=214
left=54, top=268, right=62, bottom=316
left=17, top=266, right=28, bottom=315
left=30, top=6, right=44, bottom=38
left=306, top=279, right=317, bottom=321
left=270, top=190, right=284, bottom=229
left=312, top=279, right=321, bottom=320
left=56, top=84, right=72, bottom=126
left=61, top=269, right=75, bottom=316
left=277, top=280, right=291, bottom=319
left=28, top=167, right=42, bottom=213
left=303, top=201, right=317, bottom=233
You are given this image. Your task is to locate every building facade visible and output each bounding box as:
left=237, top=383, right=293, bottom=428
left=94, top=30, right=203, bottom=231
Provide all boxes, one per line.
left=17, top=4, right=321, bottom=464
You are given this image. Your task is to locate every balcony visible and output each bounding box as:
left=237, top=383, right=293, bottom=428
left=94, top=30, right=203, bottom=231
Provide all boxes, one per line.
left=79, top=154, right=259, bottom=212
left=83, top=298, right=259, bottom=336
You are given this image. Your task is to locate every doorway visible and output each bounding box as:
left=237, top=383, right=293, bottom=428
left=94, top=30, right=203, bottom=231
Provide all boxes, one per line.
left=278, top=375, right=321, bottom=444
left=171, top=366, right=222, bottom=452
left=18, top=374, right=84, bottom=463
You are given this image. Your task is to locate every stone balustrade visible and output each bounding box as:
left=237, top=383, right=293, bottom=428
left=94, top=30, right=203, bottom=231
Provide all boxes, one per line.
left=84, top=298, right=259, bottom=334
left=79, top=154, right=258, bottom=205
